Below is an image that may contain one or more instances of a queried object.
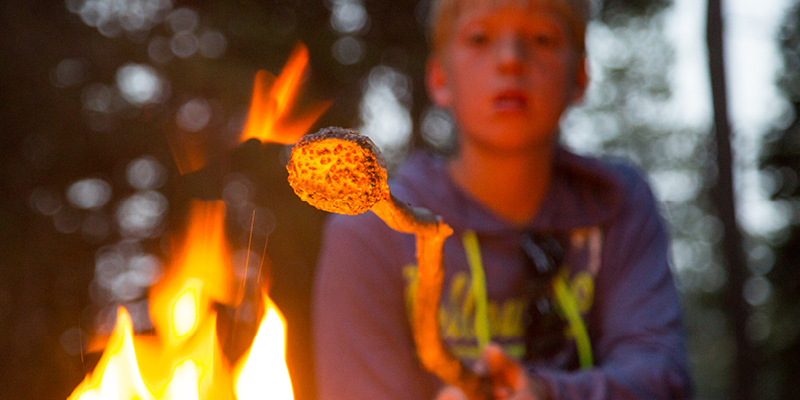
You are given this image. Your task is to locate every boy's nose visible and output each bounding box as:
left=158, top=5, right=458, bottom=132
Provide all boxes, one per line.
left=496, top=35, right=526, bottom=75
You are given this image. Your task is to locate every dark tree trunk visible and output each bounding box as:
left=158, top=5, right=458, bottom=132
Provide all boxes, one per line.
left=706, top=0, right=757, bottom=398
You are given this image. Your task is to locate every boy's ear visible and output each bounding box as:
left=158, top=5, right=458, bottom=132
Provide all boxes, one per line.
left=571, top=57, right=589, bottom=103
left=426, top=56, right=452, bottom=108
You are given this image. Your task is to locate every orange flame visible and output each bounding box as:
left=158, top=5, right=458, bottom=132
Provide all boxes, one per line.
left=240, top=43, right=331, bottom=144
left=150, top=201, right=233, bottom=344
left=169, top=42, right=330, bottom=175
left=67, top=307, right=154, bottom=400
left=68, top=201, right=294, bottom=400
left=167, top=135, right=209, bottom=176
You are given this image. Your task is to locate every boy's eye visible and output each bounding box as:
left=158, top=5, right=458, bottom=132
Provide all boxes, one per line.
left=467, top=31, right=488, bottom=46
left=531, top=32, right=557, bottom=47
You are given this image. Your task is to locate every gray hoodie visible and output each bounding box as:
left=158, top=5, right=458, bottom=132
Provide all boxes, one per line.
left=313, top=147, right=692, bottom=399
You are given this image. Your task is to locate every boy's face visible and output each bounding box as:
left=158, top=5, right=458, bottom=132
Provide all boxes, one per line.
left=427, top=2, right=587, bottom=153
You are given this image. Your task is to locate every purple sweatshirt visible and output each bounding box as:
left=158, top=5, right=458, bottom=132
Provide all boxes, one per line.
left=313, top=148, right=693, bottom=399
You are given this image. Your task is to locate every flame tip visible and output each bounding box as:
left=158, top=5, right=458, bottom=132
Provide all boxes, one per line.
left=240, top=41, right=328, bottom=146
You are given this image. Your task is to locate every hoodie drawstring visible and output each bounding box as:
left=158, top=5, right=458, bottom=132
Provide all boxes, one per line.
left=462, top=230, right=491, bottom=348
left=461, top=230, right=593, bottom=369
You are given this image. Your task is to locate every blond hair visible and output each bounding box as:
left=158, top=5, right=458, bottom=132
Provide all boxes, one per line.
left=428, top=0, right=590, bottom=55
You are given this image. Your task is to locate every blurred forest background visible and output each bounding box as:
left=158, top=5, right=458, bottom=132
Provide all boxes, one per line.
left=1, top=0, right=799, bottom=399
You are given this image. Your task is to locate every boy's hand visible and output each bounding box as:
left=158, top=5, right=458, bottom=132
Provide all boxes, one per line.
left=435, top=344, right=551, bottom=400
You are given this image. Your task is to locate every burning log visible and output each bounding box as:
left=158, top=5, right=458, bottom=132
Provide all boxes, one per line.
left=287, top=127, right=490, bottom=400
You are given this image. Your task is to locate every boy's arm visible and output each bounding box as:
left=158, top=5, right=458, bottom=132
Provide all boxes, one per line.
left=530, top=172, right=693, bottom=399
left=313, top=213, right=439, bottom=400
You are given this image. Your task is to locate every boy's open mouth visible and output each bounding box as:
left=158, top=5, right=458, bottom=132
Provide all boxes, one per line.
left=493, top=90, right=528, bottom=111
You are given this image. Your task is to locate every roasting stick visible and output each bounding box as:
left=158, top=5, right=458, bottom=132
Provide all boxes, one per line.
left=287, top=127, right=490, bottom=400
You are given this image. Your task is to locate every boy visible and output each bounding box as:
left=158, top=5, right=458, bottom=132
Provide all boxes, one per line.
left=312, top=0, right=692, bottom=399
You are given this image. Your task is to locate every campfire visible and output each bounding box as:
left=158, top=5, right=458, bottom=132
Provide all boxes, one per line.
left=68, top=42, right=485, bottom=400
left=67, top=201, right=292, bottom=400
left=67, top=44, right=326, bottom=400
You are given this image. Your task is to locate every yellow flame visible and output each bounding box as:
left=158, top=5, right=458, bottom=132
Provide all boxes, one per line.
left=172, top=280, right=201, bottom=340
left=233, top=291, right=294, bottom=400
left=163, top=360, right=200, bottom=400
left=68, top=308, right=155, bottom=400
left=240, top=43, right=331, bottom=145
left=68, top=201, right=293, bottom=400
left=173, top=201, right=233, bottom=305
left=150, top=201, right=233, bottom=346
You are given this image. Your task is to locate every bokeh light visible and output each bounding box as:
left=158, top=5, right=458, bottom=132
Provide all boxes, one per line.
left=53, top=207, right=82, bottom=234
left=126, top=157, right=166, bottom=191
left=421, top=107, right=456, bottom=151
left=91, top=239, right=162, bottom=334
left=59, top=327, right=87, bottom=357
left=81, top=83, right=114, bottom=113
left=222, top=175, right=252, bottom=209
left=115, top=191, right=168, bottom=238
left=330, top=0, right=369, bottom=34
left=332, top=36, right=365, bottom=65
left=167, top=7, right=198, bottom=33
left=67, top=178, right=112, bottom=209
left=51, top=58, right=88, bottom=88
left=29, top=187, right=63, bottom=216
left=176, top=98, right=212, bottom=132
left=68, top=0, right=173, bottom=33
left=358, top=66, right=412, bottom=165
left=199, top=30, right=227, bottom=58
left=743, top=275, right=772, bottom=307
left=115, top=63, right=165, bottom=105
left=171, top=31, right=199, bottom=58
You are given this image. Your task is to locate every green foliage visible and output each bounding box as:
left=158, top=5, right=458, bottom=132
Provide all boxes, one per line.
left=560, top=9, right=732, bottom=398
left=600, top=0, right=672, bottom=25
left=758, top=4, right=800, bottom=398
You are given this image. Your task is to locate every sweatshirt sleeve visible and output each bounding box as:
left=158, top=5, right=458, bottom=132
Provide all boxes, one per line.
left=531, top=170, right=693, bottom=399
left=313, top=213, right=440, bottom=400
